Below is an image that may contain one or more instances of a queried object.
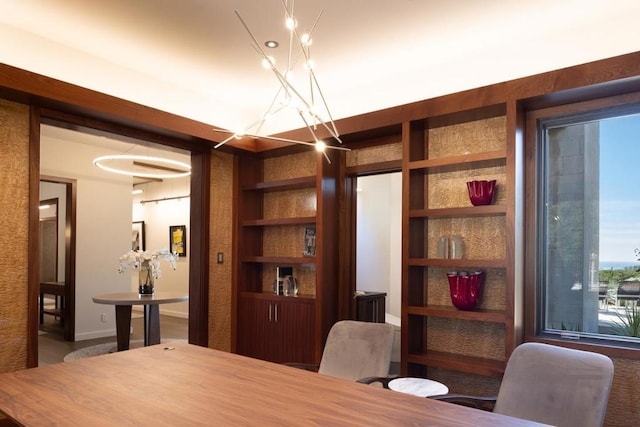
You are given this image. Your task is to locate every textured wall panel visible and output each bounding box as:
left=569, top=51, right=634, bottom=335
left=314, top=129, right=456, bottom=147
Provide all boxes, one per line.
left=263, top=151, right=316, bottom=181
left=428, top=116, right=506, bottom=158
left=605, top=357, right=640, bottom=427
left=0, top=99, right=29, bottom=372
left=209, top=151, right=234, bottom=351
left=346, top=141, right=402, bottom=167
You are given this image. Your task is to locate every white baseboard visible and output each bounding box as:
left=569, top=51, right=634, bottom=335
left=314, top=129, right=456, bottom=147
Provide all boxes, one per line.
left=75, top=329, right=117, bottom=341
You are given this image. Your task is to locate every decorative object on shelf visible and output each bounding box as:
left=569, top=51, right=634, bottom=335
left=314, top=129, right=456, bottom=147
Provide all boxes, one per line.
left=118, top=249, right=178, bottom=295
left=283, top=275, right=299, bottom=296
left=303, top=226, right=316, bottom=257
left=466, top=180, right=497, bottom=206
left=450, top=236, right=464, bottom=259
left=212, top=2, right=350, bottom=162
left=169, top=225, right=187, bottom=257
left=273, top=266, right=293, bottom=295
left=437, top=236, right=449, bottom=258
left=446, top=270, right=485, bottom=310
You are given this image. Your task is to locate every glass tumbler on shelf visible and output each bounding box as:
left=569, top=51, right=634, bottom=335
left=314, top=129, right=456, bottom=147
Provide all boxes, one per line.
left=450, top=236, right=464, bottom=259
left=437, top=236, right=449, bottom=258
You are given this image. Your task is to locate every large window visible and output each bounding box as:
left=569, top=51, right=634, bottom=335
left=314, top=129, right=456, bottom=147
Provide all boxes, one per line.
left=535, top=100, right=640, bottom=346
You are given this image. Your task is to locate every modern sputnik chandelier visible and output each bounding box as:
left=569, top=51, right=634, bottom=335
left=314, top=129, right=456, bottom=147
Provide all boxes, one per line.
left=214, top=0, right=347, bottom=162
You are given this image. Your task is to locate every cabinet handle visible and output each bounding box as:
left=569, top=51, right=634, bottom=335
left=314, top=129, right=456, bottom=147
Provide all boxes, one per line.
left=268, top=303, right=272, bottom=322
left=274, top=303, right=279, bottom=323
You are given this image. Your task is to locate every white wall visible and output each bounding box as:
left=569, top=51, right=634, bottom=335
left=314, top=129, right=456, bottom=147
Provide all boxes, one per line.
left=131, top=177, right=190, bottom=318
left=356, top=173, right=402, bottom=322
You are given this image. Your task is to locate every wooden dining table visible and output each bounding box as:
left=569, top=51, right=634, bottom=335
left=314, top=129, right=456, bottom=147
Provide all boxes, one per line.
left=0, top=342, right=547, bottom=426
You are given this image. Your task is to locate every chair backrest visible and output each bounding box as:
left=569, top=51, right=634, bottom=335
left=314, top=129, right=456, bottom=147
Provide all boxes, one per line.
left=494, top=342, right=614, bottom=427
left=317, top=320, right=395, bottom=381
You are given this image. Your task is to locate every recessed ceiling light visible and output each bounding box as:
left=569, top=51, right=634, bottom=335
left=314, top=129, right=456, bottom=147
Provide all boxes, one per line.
left=264, top=40, right=279, bottom=48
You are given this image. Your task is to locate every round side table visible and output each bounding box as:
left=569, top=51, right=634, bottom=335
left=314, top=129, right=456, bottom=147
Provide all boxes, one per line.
left=388, top=377, right=449, bottom=397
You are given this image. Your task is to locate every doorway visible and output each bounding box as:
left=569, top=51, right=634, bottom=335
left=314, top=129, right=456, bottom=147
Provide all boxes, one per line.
left=36, top=123, right=196, bottom=363
left=355, top=172, right=402, bottom=364
left=39, top=180, right=75, bottom=342
left=355, top=172, right=402, bottom=322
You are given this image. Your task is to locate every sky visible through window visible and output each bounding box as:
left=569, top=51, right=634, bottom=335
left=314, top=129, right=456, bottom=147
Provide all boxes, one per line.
left=600, top=114, right=640, bottom=268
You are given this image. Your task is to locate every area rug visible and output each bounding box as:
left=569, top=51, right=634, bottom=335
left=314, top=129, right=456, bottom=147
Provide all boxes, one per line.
left=63, top=339, right=186, bottom=362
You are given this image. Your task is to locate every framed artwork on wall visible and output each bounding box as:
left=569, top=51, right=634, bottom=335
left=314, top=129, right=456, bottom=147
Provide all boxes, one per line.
left=132, top=221, right=145, bottom=251
left=170, top=225, right=187, bottom=257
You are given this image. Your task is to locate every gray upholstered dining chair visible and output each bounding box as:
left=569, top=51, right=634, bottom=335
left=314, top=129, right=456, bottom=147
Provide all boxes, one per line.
left=288, top=320, right=395, bottom=381
left=432, top=342, right=615, bottom=427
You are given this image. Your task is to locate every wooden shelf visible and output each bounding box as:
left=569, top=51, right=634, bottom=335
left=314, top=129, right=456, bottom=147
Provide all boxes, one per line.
left=407, top=258, right=506, bottom=269
left=409, top=205, right=506, bottom=218
left=402, top=110, right=518, bottom=385
left=242, top=216, right=316, bottom=226
left=407, top=351, right=505, bottom=377
left=408, top=150, right=507, bottom=170
left=242, top=176, right=316, bottom=192
left=407, top=305, right=506, bottom=323
left=241, top=256, right=316, bottom=264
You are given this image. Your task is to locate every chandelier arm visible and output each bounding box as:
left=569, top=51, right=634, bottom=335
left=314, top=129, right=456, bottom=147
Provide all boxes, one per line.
left=290, top=11, right=322, bottom=67
left=308, top=55, right=316, bottom=127
left=287, top=6, right=294, bottom=75
left=322, top=150, right=331, bottom=164
left=235, top=11, right=275, bottom=66
left=296, top=108, right=321, bottom=142
left=255, top=95, right=286, bottom=136
left=213, top=134, right=238, bottom=149
left=213, top=111, right=267, bottom=148
left=307, top=69, right=340, bottom=139
left=274, top=66, right=342, bottom=143
left=213, top=128, right=349, bottom=152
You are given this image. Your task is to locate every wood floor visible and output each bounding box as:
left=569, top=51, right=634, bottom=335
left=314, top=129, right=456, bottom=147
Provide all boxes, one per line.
left=38, top=312, right=188, bottom=366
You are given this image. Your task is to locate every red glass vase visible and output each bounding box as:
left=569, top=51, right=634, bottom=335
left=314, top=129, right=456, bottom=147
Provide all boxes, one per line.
left=447, top=271, right=485, bottom=310
left=466, top=180, right=496, bottom=206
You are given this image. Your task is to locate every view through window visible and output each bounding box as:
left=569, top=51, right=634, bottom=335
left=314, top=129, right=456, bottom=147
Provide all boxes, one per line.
left=539, top=108, right=640, bottom=343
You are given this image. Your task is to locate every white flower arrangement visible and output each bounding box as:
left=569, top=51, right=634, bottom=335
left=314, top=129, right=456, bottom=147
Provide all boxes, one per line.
left=118, top=248, right=178, bottom=279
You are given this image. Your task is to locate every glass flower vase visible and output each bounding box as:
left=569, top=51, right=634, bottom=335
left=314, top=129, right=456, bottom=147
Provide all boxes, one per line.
left=138, top=260, right=155, bottom=295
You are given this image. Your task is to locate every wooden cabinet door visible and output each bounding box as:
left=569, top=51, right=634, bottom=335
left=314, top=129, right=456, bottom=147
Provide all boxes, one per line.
left=237, top=295, right=275, bottom=361
left=273, top=298, right=315, bottom=364
left=237, top=294, right=260, bottom=359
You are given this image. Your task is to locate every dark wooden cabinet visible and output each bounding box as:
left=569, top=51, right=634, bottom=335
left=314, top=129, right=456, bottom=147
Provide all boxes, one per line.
left=237, top=293, right=315, bottom=363
left=234, top=150, right=340, bottom=364
left=355, top=292, right=386, bottom=323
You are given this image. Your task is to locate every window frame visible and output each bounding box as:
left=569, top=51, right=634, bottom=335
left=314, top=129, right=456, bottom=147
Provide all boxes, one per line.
left=525, top=91, right=640, bottom=360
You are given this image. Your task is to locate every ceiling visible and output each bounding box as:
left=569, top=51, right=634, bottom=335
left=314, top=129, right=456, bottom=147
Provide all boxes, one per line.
left=2, top=0, right=640, bottom=145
